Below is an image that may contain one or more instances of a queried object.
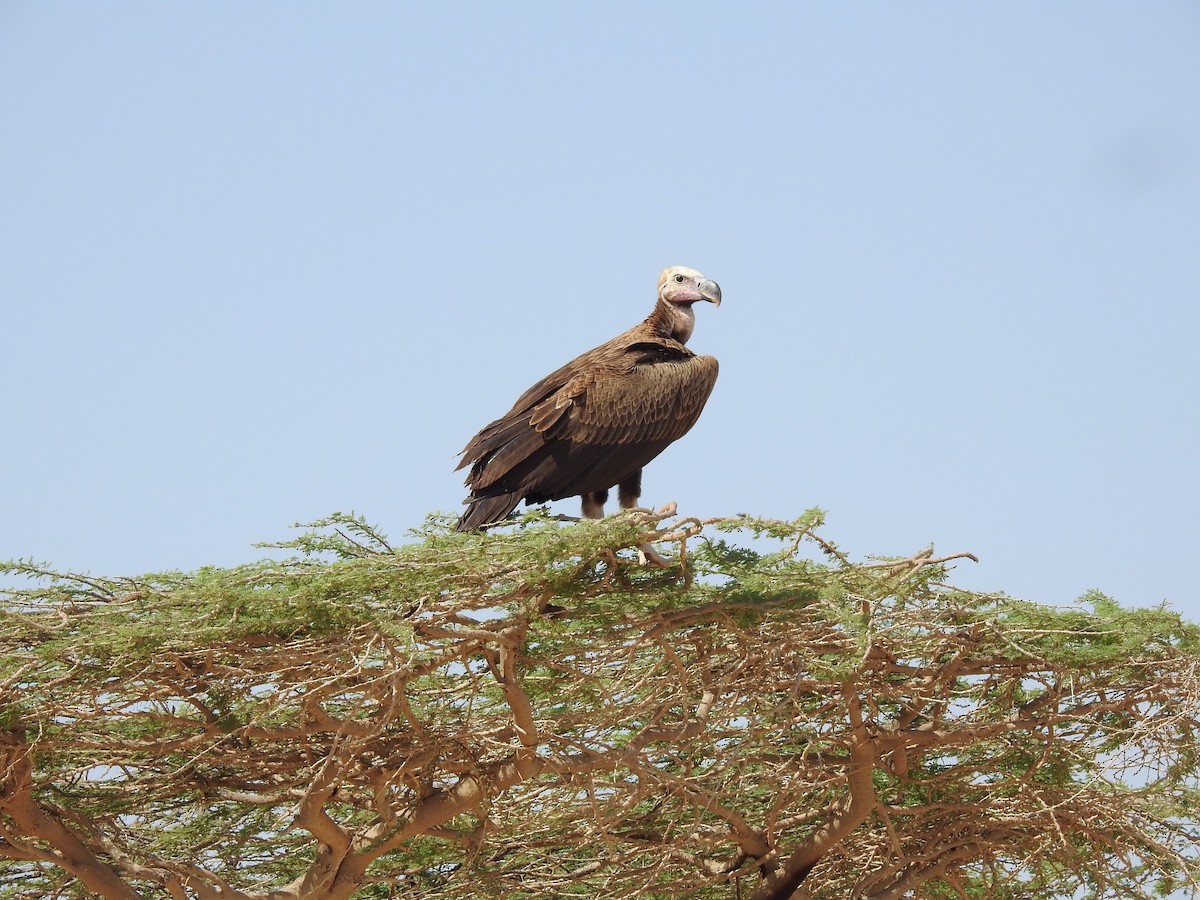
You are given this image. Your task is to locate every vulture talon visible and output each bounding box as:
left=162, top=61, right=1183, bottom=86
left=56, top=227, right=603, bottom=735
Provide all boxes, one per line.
left=637, top=543, right=672, bottom=568
left=455, top=266, right=721, bottom=535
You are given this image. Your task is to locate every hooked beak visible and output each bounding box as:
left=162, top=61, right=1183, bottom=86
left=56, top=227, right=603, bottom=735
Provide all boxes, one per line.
left=699, top=279, right=722, bottom=307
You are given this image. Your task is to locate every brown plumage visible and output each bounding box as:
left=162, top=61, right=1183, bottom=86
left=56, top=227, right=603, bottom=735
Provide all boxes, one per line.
left=456, top=265, right=721, bottom=532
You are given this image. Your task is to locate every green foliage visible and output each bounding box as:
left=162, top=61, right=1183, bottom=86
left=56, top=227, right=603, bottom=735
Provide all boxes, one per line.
left=1, top=509, right=1198, bottom=900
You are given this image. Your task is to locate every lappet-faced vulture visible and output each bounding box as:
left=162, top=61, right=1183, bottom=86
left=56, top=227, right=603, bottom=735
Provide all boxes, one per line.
left=455, top=265, right=721, bottom=556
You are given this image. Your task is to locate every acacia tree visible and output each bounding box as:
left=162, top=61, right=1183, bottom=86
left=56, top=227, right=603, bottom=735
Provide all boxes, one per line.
left=2, top=508, right=1198, bottom=899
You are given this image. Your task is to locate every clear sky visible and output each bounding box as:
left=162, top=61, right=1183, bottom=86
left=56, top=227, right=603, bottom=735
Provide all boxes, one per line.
left=2, top=3, right=1197, bottom=619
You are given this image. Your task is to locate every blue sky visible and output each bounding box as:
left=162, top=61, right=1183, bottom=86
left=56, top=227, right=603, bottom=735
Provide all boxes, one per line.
left=2, top=3, right=1197, bottom=618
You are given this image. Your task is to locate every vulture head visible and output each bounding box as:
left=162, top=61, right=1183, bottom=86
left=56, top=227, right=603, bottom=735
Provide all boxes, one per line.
left=655, top=266, right=721, bottom=343
left=658, top=266, right=722, bottom=307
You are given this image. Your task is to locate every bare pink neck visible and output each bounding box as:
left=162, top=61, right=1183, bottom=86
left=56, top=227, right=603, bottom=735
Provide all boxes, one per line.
left=646, top=300, right=695, bottom=343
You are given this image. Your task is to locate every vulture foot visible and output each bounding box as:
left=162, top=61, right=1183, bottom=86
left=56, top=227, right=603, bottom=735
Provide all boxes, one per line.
left=620, top=501, right=678, bottom=519
left=625, top=503, right=678, bottom=567
left=637, top=542, right=672, bottom=568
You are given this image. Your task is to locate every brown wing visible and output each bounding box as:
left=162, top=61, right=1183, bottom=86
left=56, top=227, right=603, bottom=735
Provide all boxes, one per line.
left=531, top=348, right=718, bottom=446
left=455, top=353, right=604, bottom=486
left=456, top=324, right=648, bottom=474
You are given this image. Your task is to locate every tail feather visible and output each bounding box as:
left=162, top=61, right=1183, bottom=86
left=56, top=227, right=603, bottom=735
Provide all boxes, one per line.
left=456, top=493, right=523, bottom=532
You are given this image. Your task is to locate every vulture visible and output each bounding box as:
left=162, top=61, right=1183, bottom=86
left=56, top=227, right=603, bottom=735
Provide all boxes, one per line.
left=455, top=265, right=721, bottom=554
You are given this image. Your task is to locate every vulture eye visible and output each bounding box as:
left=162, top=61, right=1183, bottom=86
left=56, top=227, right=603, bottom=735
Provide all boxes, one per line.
left=674, top=274, right=685, bottom=283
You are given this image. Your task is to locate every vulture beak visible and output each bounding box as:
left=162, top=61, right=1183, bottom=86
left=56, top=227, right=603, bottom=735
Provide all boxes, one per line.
left=699, top=279, right=722, bottom=307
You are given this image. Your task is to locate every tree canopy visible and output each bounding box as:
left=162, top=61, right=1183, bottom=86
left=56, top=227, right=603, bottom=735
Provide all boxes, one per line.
left=2, top=509, right=1198, bottom=899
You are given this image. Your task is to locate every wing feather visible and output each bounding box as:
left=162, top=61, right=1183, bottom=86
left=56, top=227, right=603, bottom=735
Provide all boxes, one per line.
left=563, top=353, right=719, bottom=446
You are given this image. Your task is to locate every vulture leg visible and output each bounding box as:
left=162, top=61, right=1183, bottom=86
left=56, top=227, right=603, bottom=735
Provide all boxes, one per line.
left=581, top=490, right=608, bottom=519
left=618, top=471, right=671, bottom=568
left=616, top=471, right=642, bottom=510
